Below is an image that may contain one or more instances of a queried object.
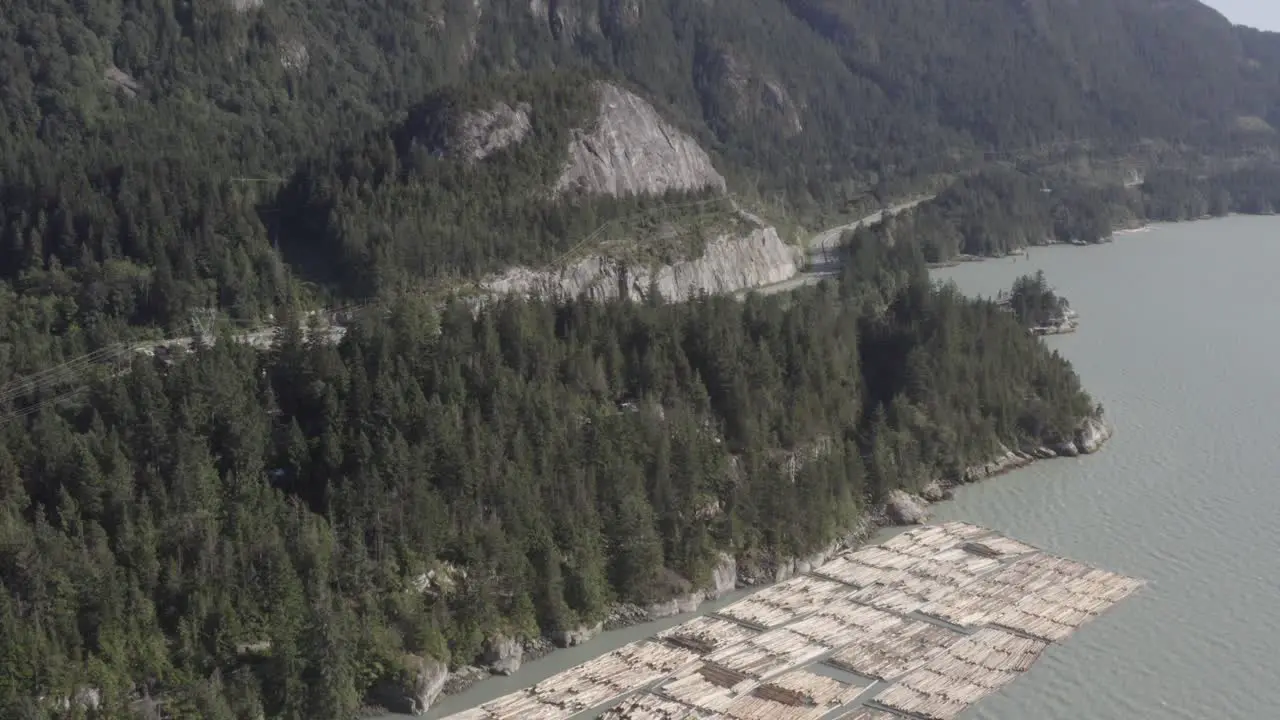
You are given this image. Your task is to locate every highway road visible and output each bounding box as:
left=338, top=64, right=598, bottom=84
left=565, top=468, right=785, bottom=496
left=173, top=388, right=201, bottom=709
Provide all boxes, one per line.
left=745, top=195, right=936, bottom=297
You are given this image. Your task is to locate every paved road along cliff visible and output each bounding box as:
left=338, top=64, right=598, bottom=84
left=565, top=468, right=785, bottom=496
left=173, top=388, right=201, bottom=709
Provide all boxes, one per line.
left=744, top=196, right=935, bottom=298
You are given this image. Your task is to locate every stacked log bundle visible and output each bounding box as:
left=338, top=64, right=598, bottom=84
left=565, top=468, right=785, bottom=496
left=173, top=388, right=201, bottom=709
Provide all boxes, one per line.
left=717, top=575, right=850, bottom=629
left=716, top=668, right=866, bottom=720
left=826, top=618, right=962, bottom=681
left=598, top=693, right=702, bottom=720
left=786, top=600, right=900, bottom=647
left=660, top=616, right=760, bottom=655
left=759, top=668, right=865, bottom=707
left=705, top=628, right=831, bottom=680
left=660, top=662, right=757, bottom=713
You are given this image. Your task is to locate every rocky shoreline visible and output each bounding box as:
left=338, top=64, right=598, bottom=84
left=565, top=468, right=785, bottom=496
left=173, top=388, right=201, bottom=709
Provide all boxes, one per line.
left=378, top=414, right=1113, bottom=716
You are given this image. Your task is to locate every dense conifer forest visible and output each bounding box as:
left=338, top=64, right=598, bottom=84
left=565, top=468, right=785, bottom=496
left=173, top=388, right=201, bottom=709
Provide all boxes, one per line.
left=3, top=0, right=1280, bottom=716
left=0, top=240, right=1097, bottom=718
left=850, top=165, right=1280, bottom=264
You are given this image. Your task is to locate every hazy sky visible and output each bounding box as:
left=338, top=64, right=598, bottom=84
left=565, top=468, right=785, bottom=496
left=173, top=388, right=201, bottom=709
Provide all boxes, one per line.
left=1205, top=0, right=1280, bottom=31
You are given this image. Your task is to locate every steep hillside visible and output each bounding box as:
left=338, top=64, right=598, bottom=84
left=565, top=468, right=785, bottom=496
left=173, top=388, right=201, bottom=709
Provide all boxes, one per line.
left=4, top=0, right=1280, bottom=347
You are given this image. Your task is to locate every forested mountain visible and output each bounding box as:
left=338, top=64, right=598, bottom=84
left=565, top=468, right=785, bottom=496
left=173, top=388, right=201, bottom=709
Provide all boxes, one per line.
left=0, top=0, right=1273, bottom=717
left=0, top=239, right=1097, bottom=718
left=5, top=0, right=1280, bottom=348
left=852, top=163, right=1280, bottom=264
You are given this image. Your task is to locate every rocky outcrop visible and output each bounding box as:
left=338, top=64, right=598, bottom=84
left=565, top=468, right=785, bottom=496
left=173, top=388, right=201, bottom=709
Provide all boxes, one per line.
left=442, top=665, right=489, bottom=696
left=104, top=66, right=142, bottom=98
left=279, top=39, right=309, bottom=72
left=644, top=592, right=705, bottom=620
left=611, top=551, right=738, bottom=627
left=918, top=481, right=946, bottom=502
left=482, top=635, right=523, bottom=676
left=709, top=552, right=737, bottom=598
left=228, top=0, right=263, bottom=11
left=523, top=636, right=556, bottom=661
left=964, top=445, right=1036, bottom=483
left=452, top=103, right=533, bottom=162
left=956, top=416, right=1112, bottom=489
left=1074, top=415, right=1112, bottom=454
left=704, top=48, right=804, bottom=136
left=555, top=83, right=727, bottom=198
left=738, top=543, right=843, bottom=586
left=548, top=621, right=603, bottom=648
left=481, top=225, right=799, bottom=302
left=369, top=655, right=449, bottom=716
left=885, top=489, right=931, bottom=525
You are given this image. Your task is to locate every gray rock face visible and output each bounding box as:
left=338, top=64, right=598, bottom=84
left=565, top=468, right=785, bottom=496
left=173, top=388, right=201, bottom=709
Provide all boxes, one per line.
left=369, top=655, right=448, bottom=716
left=886, top=489, right=930, bottom=525
left=279, top=39, right=309, bottom=72
left=919, top=481, right=946, bottom=502
left=645, top=591, right=706, bottom=620
left=961, top=416, right=1112, bottom=484
left=442, top=665, right=489, bottom=695
left=453, top=103, right=533, bottom=162
left=482, top=634, right=523, bottom=676
left=709, top=552, right=737, bottom=599
left=1074, top=415, right=1112, bottom=454
left=104, top=66, right=142, bottom=98
left=481, top=226, right=798, bottom=302
left=1053, top=439, right=1082, bottom=457
left=549, top=621, right=603, bottom=648
left=556, top=83, right=727, bottom=198
left=228, top=0, right=263, bottom=11
left=965, top=445, right=1035, bottom=482
left=738, top=543, right=840, bottom=586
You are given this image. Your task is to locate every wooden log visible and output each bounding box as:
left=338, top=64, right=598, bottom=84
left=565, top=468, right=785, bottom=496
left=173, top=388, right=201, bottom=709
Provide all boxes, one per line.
left=598, top=693, right=697, bottom=720
left=835, top=708, right=909, bottom=720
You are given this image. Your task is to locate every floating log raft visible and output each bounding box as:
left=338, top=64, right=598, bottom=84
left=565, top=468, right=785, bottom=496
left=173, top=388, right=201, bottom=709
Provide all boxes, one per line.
left=660, top=616, right=760, bottom=656
left=598, top=693, right=701, bottom=720
left=463, top=641, right=704, bottom=720
left=705, top=628, right=831, bottom=680
left=880, top=522, right=988, bottom=557
left=476, top=690, right=562, bottom=720
left=872, top=628, right=1048, bottom=720
left=718, top=575, right=850, bottom=628
left=442, top=524, right=1144, bottom=720
left=981, top=553, right=1145, bottom=642
left=960, top=533, right=1039, bottom=559
left=918, top=575, right=1032, bottom=629
left=660, top=662, right=757, bottom=713
left=787, top=600, right=901, bottom=647
left=437, top=710, right=489, bottom=720
left=835, top=709, right=908, bottom=720
left=761, top=668, right=866, bottom=707
left=826, top=617, right=962, bottom=681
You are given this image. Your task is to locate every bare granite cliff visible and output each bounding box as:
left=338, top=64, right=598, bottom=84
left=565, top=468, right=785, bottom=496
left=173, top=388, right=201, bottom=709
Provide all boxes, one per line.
left=555, top=83, right=727, bottom=197
left=452, top=102, right=533, bottom=162
left=480, top=223, right=799, bottom=302
left=453, top=80, right=794, bottom=301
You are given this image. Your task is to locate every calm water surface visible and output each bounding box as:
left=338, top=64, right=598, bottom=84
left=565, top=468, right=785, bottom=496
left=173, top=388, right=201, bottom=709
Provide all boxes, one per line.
left=931, top=216, right=1280, bottom=720
left=415, top=216, right=1280, bottom=719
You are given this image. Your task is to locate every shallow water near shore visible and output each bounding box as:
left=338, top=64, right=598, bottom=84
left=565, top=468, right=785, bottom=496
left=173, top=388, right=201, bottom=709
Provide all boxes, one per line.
left=402, top=216, right=1280, bottom=719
